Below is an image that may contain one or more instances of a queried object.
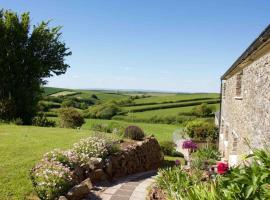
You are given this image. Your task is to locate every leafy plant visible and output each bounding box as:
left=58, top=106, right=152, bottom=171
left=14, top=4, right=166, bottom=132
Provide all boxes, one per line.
left=86, top=103, right=120, bottom=119
left=192, top=103, right=214, bottom=117
left=218, top=149, right=270, bottom=200
left=59, top=108, right=85, bottom=128
left=72, top=136, right=110, bottom=164
left=184, top=119, right=218, bottom=141
left=32, top=114, right=56, bottom=127
left=30, top=161, right=73, bottom=200
left=124, top=125, right=145, bottom=140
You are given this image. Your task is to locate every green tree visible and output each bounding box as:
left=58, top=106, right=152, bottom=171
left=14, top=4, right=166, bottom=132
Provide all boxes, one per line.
left=192, top=103, right=213, bottom=117
left=0, top=9, right=71, bottom=124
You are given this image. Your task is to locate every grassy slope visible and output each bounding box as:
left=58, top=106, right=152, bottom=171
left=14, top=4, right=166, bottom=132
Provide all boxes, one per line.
left=42, top=87, right=67, bottom=96
left=82, top=119, right=180, bottom=142
left=0, top=121, right=179, bottom=199
left=133, top=93, right=219, bottom=104
left=120, top=103, right=220, bottom=120
left=0, top=125, right=93, bottom=200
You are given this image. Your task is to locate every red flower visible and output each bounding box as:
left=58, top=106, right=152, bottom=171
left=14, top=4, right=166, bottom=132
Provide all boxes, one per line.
left=217, top=162, right=229, bottom=174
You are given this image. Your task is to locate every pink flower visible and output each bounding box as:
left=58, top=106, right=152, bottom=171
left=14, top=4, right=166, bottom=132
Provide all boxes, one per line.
left=182, top=140, right=197, bottom=149
left=175, top=159, right=181, bottom=165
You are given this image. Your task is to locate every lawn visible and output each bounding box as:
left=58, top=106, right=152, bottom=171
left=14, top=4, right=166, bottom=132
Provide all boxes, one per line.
left=0, top=125, right=93, bottom=200
left=83, top=118, right=180, bottom=142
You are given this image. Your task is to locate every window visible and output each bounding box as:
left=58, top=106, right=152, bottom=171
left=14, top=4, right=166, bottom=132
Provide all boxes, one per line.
left=235, top=71, right=243, bottom=96
left=222, top=82, right=226, bottom=99
left=225, top=125, right=229, bottom=141
left=232, top=137, right=238, bottom=153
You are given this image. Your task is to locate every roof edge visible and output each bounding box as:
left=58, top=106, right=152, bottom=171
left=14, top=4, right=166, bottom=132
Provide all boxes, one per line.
left=221, top=24, right=270, bottom=80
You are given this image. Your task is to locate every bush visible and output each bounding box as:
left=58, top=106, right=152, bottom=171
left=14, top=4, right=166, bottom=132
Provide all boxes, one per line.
left=59, top=108, right=85, bottom=129
left=184, top=119, right=218, bottom=141
left=32, top=114, right=56, bottom=127
left=91, top=94, right=98, bottom=99
left=124, top=125, right=145, bottom=140
left=192, top=103, right=214, bottom=117
left=72, top=136, right=110, bottom=164
left=217, top=148, right=270, bottom=200
left=191, top=147, right=221, bottom=170
left=90, top=122, right=125, bottom=135
left=160, top=141, right=176, bottom=155
left=30, top=161, right=73, bottom=200
left=86, top=103, right=120, bottom=119
left=43, top=149, right=79, bottom=170
left=11, top=118, right=24, bottom=125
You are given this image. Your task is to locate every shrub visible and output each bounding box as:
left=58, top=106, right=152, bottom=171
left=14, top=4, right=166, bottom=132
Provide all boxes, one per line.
left=91, top=94, right=98, bottom=99
left=160, top=141, right=176, bottom=155
left=124, top=125, right=145, bottom=140
left=86, top=103, right=120, bottom=119
left=72, top=136, right=110, bottom=164
left=59, top=108, right=85, bottom=128
left=90, top=122, right=125, bottom=135
left=192, top=103, right=214, bottom=117
left=191, top=147, right=220, bottom=170
left=184, top=119, right=218, bottom=141
left=43, top=149, right=79, bottom=170
left=32, top=114, right=56, bottom=127
left=61, top=99, right=74, bottom=108
left=30, top=161, right=73, bottom=200
left=12, top=118, right=23, bottom=125
left=217, top=149, right=270, bottom=200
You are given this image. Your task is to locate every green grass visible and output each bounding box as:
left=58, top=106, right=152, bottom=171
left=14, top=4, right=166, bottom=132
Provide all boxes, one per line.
left=121, top=99, right=220, bottom=113
left=0, top=124, right=94, bottom=200
left=133, top=93, right=219, bottom=104
left=82, top=118, right=180, bottom=142
left=42, top=87, right=67, bottom=96
left=119, top=103, right=220, bottom=120
left=0, top=121, right=179, bottom=199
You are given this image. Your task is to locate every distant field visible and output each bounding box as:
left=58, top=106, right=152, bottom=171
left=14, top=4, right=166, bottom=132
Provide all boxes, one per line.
left=0, top=125, right=94, bottom=200
left=50, top=91, right=78, bottom=97
left=133, top=93, right=219, bottom=104
left=117, top=103, right=220, bottom=121
left=121, top=99, right=220, bottom=113
left=42, top=87, right=67, bottom=96
left=75, top=90, right=128, bottom=102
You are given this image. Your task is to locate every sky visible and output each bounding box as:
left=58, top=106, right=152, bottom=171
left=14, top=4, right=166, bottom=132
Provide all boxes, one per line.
left=1, top=0, right=270, bottom=92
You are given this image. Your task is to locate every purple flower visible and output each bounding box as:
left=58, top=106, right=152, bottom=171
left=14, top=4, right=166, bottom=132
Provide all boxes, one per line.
left=182, top=140, right=197, bottom=149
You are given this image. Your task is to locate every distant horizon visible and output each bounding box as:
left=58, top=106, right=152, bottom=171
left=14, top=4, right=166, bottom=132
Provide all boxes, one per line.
left=43, top=85, right=220, bottom=94
left=3, top=0, right=270, bottom=92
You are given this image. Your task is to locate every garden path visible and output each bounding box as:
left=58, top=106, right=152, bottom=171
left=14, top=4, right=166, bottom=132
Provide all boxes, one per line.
left=95, top=170, right=156, bottom=200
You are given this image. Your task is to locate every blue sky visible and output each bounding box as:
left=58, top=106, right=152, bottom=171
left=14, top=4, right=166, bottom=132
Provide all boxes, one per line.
left=1, top=0, right=270, bottom=92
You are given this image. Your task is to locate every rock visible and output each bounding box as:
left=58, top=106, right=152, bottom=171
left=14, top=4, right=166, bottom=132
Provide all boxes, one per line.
left=58, top=196, right=68, bottom=200
left=88, top=157, right=103, bottom=170
left=71, top=166, right=86, bottom=184
left=104, top=159, right=113, bottom=178
left=90, top=169, right=107, bottom=181
left=66, top=178, right=92, bottom=200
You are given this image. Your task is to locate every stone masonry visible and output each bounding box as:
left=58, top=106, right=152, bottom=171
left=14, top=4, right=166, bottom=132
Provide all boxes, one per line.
left=219, top=29, right=270, bottom=166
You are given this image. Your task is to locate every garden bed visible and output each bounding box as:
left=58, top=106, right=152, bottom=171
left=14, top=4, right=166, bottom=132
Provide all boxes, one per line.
left=30, top=134, right=163, bottom=200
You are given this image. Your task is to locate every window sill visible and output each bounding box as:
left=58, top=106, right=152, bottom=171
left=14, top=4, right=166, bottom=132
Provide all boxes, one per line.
left=234, top=96, right=243, bottom=100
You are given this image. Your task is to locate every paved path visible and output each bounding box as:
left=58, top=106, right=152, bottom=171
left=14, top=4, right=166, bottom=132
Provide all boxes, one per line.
left=100, top=170, right=156, bottom=200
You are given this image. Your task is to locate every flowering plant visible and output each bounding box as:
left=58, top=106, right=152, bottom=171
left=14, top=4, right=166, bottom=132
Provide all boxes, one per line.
left=30, top=161, right=73, bottom=200
left=217, top=161, right=229, bottom=174
left=72, top=136, right=109, bottom=164
left=43, top=149, right=79, bottom=169
left=182, top=140, right=197, bottom=150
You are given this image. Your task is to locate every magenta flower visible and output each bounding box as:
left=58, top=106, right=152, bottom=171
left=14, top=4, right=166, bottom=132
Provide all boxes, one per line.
left=182, top=140, right=197, bottom=149
left=175, top=159, right=181, bottom=165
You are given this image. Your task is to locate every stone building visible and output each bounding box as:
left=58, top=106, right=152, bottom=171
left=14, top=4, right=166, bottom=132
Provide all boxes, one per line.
left=219, top=25, right=270, bottom=166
